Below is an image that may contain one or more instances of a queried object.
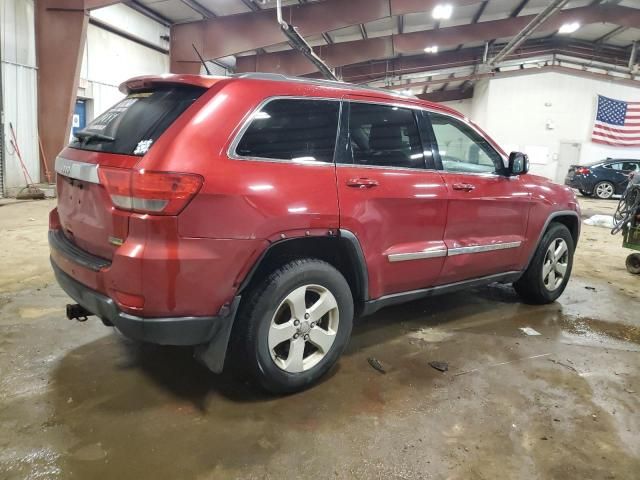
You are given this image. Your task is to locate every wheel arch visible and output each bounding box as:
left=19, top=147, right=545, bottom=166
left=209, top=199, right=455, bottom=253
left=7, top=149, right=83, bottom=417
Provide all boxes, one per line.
left=237, top=230, right=369, bottom=314
left=524, top=210, right=580, bottom=270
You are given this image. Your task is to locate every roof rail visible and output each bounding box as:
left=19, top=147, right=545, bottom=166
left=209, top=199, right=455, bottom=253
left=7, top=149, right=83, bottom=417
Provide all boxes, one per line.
left=229, top=72, right=417, bottom=99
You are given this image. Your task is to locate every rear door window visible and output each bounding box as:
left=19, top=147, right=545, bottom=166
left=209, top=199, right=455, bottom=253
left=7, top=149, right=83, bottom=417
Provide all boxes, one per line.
left=69, top=86, right=205, bottom=156
left=344, top=102, right=425, bottom=169
left=234, top=99, right=340, bottom=163
left=604, top=163, right=623, bottom=170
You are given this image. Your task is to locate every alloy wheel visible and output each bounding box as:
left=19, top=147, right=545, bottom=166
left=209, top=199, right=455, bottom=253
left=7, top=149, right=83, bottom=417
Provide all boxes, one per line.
left=542, top=238, right=569, bottom=291
left=595, top=182, right=614, bottom=199
left=268, top=284, right=339, bottom=373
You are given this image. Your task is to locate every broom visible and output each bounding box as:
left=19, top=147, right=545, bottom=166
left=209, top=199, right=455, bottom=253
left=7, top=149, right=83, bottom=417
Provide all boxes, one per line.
left=9, top=122, right=45, bottom=200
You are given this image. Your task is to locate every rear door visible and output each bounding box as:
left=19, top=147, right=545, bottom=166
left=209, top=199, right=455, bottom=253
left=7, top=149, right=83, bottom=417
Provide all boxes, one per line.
left=427, top=111, right=531, bottom=284
left=336, top=100, right=448, bottom=299
left=602, top=162, right=634, bottom=193
left=56, top=85, right=206, bottom=259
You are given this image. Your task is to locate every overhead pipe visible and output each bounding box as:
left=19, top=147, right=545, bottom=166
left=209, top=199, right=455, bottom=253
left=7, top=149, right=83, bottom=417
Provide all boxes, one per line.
left=629, top=41, right=638, bottom=72
left=490, top=0, right=570, bottom=66
left=275, top=0, right=338, bottom=80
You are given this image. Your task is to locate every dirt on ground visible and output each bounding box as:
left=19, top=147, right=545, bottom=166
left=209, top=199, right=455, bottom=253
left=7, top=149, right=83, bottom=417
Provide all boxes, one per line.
left=0, top=195, right=638, bottom=480
left=575, top=197, right=639, bottom=298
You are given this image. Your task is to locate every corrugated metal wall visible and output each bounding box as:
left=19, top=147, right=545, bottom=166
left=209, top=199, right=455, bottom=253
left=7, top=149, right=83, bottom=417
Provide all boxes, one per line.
left=1, top=0, right=39, bottom=195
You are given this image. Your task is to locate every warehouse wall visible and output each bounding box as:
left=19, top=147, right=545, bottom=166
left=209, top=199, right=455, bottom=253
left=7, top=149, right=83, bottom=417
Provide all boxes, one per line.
left=469, top=71, right=640, bottom=182
left=1, top=0, right=39, bottom=194
left=441, top=98, right=473, bottom=119
left=77, top=5, right=170, bottom=127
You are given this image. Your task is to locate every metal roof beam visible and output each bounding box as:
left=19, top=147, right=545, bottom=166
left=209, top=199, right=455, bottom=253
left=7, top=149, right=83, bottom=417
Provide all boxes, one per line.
left=170, top=0, right=481, bottom=71
left=595, top=25, right=627, bottom=44
left=232, top=5, right=640, bottom=76
left=180, top=0, right=216, bottom=18
left=124, top=0, right=171, bottom=26
left=490, top=0, right=570, bottom=66
left=510, top=0, right=530, bottom=17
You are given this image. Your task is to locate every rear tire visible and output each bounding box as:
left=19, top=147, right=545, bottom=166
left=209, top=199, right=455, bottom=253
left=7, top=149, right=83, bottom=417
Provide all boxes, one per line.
left=594, top=181, right=614, bottom=199
left=230, top=258, right=353, bottom=394
left=514, top=223, right=574, bottom=304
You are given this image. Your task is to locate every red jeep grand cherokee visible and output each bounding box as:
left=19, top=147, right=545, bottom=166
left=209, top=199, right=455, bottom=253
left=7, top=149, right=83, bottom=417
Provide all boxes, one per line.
left=50, top=73, right=580, bottom=393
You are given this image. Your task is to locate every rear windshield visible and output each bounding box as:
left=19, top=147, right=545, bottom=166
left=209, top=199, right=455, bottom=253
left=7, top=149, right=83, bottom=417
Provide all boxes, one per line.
left=69, top=86, right=205, bottom=156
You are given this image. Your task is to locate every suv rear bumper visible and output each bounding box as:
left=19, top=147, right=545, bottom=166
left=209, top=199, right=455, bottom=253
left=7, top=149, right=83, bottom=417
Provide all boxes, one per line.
left=51, top=259, right=233, bottom=346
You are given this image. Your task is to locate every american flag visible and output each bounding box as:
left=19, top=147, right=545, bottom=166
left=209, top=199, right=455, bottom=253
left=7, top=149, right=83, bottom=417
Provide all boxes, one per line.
left=592, top=95, right=640, bottom=147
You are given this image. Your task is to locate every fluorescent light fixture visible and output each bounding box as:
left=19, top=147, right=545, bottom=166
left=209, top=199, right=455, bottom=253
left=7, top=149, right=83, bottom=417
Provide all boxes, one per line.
left=432, top=4, right=453, bottom=20
left=253, top=111, right=271, bottom=119
left=558, top=22, right=580, bottom=34
left=424, top=45, right=439, bottom=53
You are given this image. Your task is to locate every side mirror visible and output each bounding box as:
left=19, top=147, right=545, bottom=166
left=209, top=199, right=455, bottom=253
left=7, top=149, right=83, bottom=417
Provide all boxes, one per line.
left=508, top=151, right=529, bottom=176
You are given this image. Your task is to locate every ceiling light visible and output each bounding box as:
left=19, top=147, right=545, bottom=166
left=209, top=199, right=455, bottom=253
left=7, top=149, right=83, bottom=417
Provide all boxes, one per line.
left=432, top=4, right=453, bottom=20
left=424, top=45, right=439, bottom=53
left=558, top=22, right=580, bottom=34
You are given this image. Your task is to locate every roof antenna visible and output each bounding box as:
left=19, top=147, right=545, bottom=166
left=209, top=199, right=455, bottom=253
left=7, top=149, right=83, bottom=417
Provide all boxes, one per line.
left=192, top=43, right=211, bottom=75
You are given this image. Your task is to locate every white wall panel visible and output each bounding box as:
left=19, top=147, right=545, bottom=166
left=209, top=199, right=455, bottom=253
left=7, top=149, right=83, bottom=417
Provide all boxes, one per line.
left=465, top=71, right=640, bottom=182
left=90, top=4, right=169, bottom=51
left=1, top=0, right=39, bottom=193
left=441, top=98, right=473, bottom=119
left=79, top=23, right=170, bottom=121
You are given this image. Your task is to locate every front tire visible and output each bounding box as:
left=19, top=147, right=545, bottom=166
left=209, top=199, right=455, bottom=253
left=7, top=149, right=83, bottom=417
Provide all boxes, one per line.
left=231, top=258, right=353, bottom=394
left=514, top=223, right=575, bottom=304
left=594, top=181, right=614, bottom=199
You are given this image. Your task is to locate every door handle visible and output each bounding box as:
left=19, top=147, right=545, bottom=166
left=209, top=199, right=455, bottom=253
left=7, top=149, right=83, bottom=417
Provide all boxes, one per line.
left=347, top=178, right=379, bottom=188
left=452, top=183, right=476, bottom=192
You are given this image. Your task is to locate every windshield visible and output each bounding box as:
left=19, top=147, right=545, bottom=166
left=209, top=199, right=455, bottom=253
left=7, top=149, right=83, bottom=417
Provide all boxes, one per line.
left=69, top=86, right=205, bottom=156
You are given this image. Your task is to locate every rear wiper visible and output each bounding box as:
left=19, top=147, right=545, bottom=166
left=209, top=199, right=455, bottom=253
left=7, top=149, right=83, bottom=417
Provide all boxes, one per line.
left=74, top=131, right=115, bottom=143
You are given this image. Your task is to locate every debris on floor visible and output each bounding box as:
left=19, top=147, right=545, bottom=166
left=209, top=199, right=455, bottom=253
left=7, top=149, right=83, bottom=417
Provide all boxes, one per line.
left=585, top=286, right=597, bottom=291
left=583, top=214, right=615, bottom=228
left=519, top=327, right=542, bottom=336
left=429, top=361, right=449, bottom=372
left=548, top=358, right=579, bottom=373
left=367, top=357, right=386, bottom=374
left=454, top=353, right=551, bottom=377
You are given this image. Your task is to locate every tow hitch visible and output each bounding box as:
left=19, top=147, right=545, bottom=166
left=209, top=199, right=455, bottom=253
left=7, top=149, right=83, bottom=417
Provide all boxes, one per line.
left=66, top=304, right=93, bottom=322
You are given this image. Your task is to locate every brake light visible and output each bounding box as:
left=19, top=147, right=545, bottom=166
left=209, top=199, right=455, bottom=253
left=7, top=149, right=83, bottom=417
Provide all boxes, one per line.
left=98, top=167, right=203, bottom=215
left=575, top=167, right=590, bottom=175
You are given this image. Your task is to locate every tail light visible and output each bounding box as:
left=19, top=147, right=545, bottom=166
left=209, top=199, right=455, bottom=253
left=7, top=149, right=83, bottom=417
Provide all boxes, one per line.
left=98, top=167, right=203, bottom=215
left=575, top=167, right=590, bottom=175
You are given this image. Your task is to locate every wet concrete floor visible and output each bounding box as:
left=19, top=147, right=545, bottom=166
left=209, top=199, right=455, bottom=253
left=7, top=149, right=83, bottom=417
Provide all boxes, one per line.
left=1, top=199, right=639, bottom=479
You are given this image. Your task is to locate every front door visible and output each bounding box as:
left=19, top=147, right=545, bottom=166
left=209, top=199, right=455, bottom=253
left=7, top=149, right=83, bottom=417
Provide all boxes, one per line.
left=336, top=100, right=448, bottom=299
left=427, top=112, right=531, bottom=284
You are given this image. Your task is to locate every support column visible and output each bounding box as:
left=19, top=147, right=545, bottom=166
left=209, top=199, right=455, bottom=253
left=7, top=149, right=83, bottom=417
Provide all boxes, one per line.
left=36, top=0, right=88, bottom=180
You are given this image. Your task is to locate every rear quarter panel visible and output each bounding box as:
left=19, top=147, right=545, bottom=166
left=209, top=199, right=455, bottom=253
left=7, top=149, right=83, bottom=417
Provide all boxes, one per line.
left=138, top=80, right=341, bottom=241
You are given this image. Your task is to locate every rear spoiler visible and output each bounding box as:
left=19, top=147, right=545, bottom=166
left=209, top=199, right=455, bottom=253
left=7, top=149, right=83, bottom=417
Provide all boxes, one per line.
left=119, top=74, right=224, bottom=94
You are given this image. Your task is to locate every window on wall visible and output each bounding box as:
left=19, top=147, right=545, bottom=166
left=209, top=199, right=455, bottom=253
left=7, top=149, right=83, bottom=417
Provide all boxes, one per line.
left=346, top=102, right=425, bottom=169
left=428, top=112, right=503, bottom=174
left=234, top=99, right=340, bottom=163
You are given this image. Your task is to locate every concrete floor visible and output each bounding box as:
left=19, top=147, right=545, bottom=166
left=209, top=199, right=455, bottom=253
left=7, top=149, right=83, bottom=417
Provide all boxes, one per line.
left=0, top=197, right=638, bottom=479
